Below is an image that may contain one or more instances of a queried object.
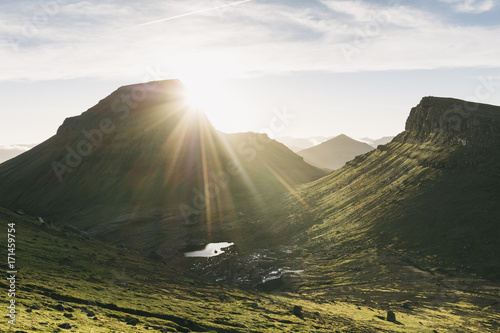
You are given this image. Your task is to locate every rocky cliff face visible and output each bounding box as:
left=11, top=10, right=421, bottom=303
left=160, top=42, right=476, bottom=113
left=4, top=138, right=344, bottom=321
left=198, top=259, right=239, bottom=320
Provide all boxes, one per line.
left=394, top=97, right=500, bottom=147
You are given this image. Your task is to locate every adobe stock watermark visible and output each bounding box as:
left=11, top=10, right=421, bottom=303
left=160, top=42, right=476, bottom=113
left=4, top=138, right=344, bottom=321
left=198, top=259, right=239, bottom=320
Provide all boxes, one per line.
left=51, top=66, right=172, bottom=183
left=178, top=108, right=296, bottom=224
left=340, top=2, right=396, bottom=62
left=462, top=75, right=500, bottom=112
left=8, top=0, right=67, bottom=52
left=430, top=277, right=467, bottom=309
left=6, top=221, right=17, bottom=326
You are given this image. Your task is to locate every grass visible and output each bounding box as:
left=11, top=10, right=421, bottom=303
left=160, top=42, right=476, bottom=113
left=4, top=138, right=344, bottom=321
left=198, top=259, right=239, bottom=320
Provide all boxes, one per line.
left=2, top=203, right=499, bottom=332
left=0, top=207, right=414, bottom=332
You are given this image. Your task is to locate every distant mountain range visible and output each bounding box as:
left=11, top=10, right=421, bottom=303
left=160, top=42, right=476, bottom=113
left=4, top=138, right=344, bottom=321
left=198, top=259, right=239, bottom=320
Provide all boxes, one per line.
left=275, top=136, right=333, bottom=152
left=359, top=136, right=395, bottom=147
left=276, top=135, right=394, bottom=152
left=296, top=134, right=374, bottom=170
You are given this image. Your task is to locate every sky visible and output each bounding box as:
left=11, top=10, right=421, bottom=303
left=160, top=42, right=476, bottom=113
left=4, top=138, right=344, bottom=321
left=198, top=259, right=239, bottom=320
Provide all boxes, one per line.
left=0, top=0, right=499, bottom=145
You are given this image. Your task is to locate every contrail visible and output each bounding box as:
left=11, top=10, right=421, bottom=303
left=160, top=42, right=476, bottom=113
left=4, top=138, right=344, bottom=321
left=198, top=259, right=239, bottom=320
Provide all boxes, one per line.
left=135, top=0, right=252, bottom=27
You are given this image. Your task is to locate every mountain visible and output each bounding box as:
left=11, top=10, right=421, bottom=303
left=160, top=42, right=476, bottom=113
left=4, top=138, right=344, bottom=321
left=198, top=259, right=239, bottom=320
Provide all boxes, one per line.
left=0, top=143, right=37, bottom=163
left=360, top=136, right=395, bottom=148
left=296, top=134, right=374, bottom=170
left=275, top=135, right=333, bottom=152
left=285, top=97, right=500, bottom=281
left=0, top=80, right=325, bottom=252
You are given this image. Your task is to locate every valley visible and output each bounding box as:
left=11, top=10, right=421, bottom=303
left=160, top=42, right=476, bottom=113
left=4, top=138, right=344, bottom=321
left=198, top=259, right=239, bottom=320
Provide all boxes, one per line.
left=1, top=83, right=499, bottom=332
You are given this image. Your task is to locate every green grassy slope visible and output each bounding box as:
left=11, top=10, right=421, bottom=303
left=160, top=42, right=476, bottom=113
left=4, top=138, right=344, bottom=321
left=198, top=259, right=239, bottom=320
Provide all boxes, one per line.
left=290, top=97, right=500, bottom=280
left=1, top=206, right=459, bottom=333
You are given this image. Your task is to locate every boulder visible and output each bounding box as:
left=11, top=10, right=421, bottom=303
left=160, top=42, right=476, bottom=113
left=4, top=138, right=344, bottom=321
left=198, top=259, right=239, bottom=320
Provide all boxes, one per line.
left=387, top=310, right=396, bottom=322
left=293, top=305, right=303, bottom=318
left=126, top=317, right=140, bottom=326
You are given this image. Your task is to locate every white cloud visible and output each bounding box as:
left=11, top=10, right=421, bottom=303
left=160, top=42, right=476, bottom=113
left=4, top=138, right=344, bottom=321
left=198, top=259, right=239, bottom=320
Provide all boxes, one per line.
left=439, top=0, right=495, bottom=13
left=0, top=0, right=499, bottom=82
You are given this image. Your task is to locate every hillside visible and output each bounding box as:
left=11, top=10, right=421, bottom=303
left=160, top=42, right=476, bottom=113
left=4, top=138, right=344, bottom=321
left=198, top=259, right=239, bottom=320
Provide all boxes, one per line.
left=3, top=205, right=497, bottom=333
left=297, top=134, right=374, bottom=170
left=0, top=207, right=398, bottom=333
left=292, top=97, right=500, bottom=272
left=276, top=97, right=500, bottom=285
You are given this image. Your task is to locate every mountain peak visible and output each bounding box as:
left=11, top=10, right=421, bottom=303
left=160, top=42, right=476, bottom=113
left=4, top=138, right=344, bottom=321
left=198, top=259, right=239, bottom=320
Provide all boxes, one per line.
left=395, top=96, right=500, bottom=147
left=56, top=79, right=189, bottom=136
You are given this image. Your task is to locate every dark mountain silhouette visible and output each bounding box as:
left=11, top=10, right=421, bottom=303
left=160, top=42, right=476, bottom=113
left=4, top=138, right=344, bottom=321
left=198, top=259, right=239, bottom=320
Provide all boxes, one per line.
left=0, top=80, right=325, bottom=245
left=296, top=134, right=374, bottom=170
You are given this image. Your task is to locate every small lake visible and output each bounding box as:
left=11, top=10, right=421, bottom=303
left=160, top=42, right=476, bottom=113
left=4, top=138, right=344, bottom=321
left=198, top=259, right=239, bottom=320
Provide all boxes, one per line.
left=184, top=242, right=234, bottom=257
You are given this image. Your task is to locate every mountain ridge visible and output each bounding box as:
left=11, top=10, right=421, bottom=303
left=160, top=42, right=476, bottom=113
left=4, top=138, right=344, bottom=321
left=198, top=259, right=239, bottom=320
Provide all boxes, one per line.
left=0, top=80, right=325, bottom=251
left=396, top=96, right=500, bottom=147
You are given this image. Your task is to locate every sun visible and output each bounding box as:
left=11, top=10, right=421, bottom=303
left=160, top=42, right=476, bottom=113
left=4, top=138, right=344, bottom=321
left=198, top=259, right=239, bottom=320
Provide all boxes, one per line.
left=172, top=53, right=241, bottom=133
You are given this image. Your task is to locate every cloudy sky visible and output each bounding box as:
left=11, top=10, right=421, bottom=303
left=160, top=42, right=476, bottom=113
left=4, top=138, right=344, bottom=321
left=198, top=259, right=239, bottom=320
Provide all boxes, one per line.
left=1, top=0, right=499, bottom=145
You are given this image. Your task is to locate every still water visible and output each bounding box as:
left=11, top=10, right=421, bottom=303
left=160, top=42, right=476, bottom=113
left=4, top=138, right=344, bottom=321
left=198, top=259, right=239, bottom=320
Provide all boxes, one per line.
left=184, top=242, right=234, bottom=257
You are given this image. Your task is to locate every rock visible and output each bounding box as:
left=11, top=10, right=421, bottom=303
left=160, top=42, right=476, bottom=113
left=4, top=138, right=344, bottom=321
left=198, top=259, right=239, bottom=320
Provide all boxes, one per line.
left=62, top=224, right=91, bottom=239
left=87, top=310, right=96, bottom=317
left=31, top=304, right=42, bottom=310
left=387, top=310, right=396, bottom=322
left=38, top=217, right=44, bottom=223
left=293, top=305, right=303, bottom=318
left=63, top=313, right=73, bottom=318
left=148, top=250, right=167, bottom=263
left=66, top=307, right=75, bottom=312
left=26, top=309, right=32, bottom=313
left=16, top=209, right=25, bottom=215
left=402, top=302, right=411, bottom=309
left=126, top=317, right=140, bottom=325
left=14, top=331, right=28, bottom=333
left=396, top=96, right=500, bottom=148
left=218, top=294, right=231, bottom=303
left=56, top=304, right=66, bottom=311
left=58, top=323, right=72, bottom=329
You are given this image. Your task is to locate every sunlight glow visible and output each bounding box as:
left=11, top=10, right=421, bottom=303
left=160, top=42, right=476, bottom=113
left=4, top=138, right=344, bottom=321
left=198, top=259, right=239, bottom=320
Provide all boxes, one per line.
left=172, top=52, right=241, bottom=133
